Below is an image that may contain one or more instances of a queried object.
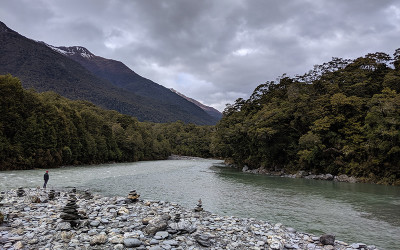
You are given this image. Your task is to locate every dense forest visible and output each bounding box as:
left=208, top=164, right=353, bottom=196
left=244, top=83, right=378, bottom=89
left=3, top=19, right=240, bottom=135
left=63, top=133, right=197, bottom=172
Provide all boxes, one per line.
left=0, top=74, right=212, bottom=170
left=1, top=49, right=400, bottom=185
left=212, top=50, right=400, bottom=185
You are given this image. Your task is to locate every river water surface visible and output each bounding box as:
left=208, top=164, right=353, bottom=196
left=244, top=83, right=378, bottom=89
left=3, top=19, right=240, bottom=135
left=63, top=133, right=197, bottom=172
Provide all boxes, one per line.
left=1, top=158, right=399, bottom=249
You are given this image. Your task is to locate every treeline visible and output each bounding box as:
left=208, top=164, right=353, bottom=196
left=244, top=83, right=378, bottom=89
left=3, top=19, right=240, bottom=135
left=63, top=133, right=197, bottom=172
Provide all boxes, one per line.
left=212, top=50, right=400, bottom=185
left=0, top=75, right=213, bottom=170
left=2, top=49, right=400, bottom=185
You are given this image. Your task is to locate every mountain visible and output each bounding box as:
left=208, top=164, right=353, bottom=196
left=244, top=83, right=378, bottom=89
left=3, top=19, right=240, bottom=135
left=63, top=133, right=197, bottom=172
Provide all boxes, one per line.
left=0, top=21, right=219, bottom=125
left=48, top=45, right=219, bottom=123
left=170, top=88, right=222, bottom=119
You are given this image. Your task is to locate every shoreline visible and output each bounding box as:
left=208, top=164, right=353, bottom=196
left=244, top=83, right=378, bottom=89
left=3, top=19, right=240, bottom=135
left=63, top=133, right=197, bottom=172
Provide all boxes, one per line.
left=0, top=188, right=377, bottom=250
left=241, top=166, right=360, bottom=184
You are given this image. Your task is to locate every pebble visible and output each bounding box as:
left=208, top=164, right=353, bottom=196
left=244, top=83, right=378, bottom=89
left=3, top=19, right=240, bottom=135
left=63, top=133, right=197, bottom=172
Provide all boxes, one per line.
left=90, top=220, right=100, bottom=227
left=0, top=188, right=379, bottom=250
left=124, top=238, right=142, bottom=247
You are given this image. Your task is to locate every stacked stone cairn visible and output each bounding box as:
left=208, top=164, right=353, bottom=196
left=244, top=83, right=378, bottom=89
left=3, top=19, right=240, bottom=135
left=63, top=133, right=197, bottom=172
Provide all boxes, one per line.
left=48, top=189, right=55, bottom=200
left=71, top=187, right=77, bottom=193
left=194, top=198, right=203, bottom=212
left=81, top=189, right=93, bottom=200
left=30, top=195, right=41, bottom=203
left=60, top=193, right=80, bottom=227
left=174, top=213, right=181, bottom=222
left=16, top=187, right=25, bottom=197
left=0, top=191, right=4, bottom=202
left=126, top=190, right=140, bottom=203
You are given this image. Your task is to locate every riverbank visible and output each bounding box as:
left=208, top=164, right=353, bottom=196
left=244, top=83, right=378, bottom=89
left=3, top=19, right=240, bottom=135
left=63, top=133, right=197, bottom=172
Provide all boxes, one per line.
left=0, top=188, right=378, bottom=250
left=241, top=166, right=360, bottom=184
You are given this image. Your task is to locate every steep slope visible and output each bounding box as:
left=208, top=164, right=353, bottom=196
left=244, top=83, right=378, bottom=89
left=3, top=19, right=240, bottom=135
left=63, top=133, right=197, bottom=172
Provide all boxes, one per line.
left=50, top=45, right=219, bottom=124
left=0, top=21, right=218, bottom=125
left=170, top=88, right=222, bottom=119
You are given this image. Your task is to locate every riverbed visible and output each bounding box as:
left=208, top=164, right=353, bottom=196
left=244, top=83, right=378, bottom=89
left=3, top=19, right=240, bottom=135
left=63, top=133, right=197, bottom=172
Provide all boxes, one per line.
left=1, top=158, right=399, bottom=249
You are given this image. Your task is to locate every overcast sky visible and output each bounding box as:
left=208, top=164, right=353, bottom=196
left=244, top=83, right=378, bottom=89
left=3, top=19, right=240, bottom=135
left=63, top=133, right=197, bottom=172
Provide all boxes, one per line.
left=1, top=0, right=400, bottom=111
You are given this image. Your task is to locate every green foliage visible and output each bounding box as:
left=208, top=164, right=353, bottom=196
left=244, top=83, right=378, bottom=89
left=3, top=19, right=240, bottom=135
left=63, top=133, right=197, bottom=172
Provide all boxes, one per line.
left=0, top=75, right=172, bottom=170
left=153, top=121, right=215, bottom=158
left=213, top=50, right=400, bottom=185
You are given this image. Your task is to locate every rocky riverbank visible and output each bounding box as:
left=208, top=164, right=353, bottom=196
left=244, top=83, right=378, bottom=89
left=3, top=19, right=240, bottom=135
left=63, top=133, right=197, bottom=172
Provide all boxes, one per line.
left=241, top=166, right=359, bottom=184
left=0, top=188, right=377, bottom=250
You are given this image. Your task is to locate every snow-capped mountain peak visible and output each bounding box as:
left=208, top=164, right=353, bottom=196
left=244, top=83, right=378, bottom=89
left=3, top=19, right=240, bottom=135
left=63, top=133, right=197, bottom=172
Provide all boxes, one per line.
left=47, top=45, right=94, bottom=59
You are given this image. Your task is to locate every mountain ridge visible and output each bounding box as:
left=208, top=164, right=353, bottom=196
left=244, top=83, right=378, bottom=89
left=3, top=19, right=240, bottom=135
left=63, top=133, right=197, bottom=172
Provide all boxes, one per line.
left=0, top=21, right=219, bottom=125
left=170, top=88, right=222, bottom=119
left=47, top=44, right=219, bottom=125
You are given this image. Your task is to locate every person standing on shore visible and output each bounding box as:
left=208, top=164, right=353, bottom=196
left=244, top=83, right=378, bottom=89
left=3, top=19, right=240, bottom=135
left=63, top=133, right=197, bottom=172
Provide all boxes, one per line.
left=43, top=171, right=49, bottom=188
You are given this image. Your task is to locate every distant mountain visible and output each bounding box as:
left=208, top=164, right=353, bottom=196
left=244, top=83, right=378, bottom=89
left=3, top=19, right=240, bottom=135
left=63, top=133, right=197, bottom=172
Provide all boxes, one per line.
left=0, top=21, right=219, bottom=125
left=170, top=88, right=222, bottom=120
left=49, top=45, right=219, bottom=124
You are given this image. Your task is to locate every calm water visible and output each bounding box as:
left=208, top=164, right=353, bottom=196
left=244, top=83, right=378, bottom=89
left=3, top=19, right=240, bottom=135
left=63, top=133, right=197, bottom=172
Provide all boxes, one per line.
left=1, top=159, right=399, bottom=250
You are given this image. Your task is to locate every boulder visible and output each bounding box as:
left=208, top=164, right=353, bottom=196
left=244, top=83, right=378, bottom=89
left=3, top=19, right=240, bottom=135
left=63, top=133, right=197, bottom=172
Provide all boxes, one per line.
left=350, top=243, right=368, bottom=249
left=269, top=237, right=283, bottom=250
left=195, top=234, right=212, bottom=247
left=168, top=220, right=197, bottom=234
left=155, top=231, right=169, bottom=239
left=320, top=234, right=335, bottom=245
left=295, top=171, right=307, bottom=178
left=325, top=174, right=334, bottom=180
left=144, top=215, right=170, bottom=235
left=90, top=234, right=108, bottom=245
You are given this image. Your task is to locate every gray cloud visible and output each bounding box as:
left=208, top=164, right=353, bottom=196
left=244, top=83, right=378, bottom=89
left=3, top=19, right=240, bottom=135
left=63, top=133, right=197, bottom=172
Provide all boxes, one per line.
left=1, top=0, right=399, bottom=111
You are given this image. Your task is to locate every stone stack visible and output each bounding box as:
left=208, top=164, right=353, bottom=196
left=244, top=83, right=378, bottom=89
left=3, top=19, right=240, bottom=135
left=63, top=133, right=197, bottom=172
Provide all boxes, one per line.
left=16, top=187, right=25, bottom=197
left=31, top=195, right=41, bottom=203
left=48, top=189, right=55, bottom=200
left=174, top=213, right=181, bottom=222
left=194, top=199, right=203, bottom=212
left=71, top=187, right=77, bottom=193
left=0, top=191, right=4, bottom=202
left=126, top=190, right=140, bottom=203
left=60, top=194, right=80, bottom=227
left=81, top=189, right=93, bottom=200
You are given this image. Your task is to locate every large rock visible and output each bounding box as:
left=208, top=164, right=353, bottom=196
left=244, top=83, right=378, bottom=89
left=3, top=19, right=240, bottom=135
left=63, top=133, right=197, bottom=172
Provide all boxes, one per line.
left=56, top=222, right=71, bottom=231
left=168, top=220, right=196, bottom=234
left=335, top=174, right=357, bottom=183
left=124, top=238, right=142, bottom=247
left=269, top=237, right=283, bottom=250
left=90, top=234, right=108, bottom=245
left=295, top=171, right=308, bottom=178
left=320, top=234, right=335, bottom=245
left=144, top=215, right=171, bottom=235
left=350, top=243, right=368, bottom=249
left=195, top=234, right=212, bottom=247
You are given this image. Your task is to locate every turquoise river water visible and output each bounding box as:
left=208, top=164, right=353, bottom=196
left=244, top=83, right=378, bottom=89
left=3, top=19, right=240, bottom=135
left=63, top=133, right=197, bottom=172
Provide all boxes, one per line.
left=0, top=158, right=399, bottom=249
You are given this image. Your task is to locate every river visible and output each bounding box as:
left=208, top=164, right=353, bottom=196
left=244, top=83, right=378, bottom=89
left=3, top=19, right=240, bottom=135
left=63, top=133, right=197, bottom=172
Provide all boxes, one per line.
left=1, top=158, right=399, bottom=249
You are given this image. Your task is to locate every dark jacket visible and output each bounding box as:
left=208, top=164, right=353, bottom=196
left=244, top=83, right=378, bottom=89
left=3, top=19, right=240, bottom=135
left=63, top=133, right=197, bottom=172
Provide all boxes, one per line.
left=44, top=173, right=49, bottom=181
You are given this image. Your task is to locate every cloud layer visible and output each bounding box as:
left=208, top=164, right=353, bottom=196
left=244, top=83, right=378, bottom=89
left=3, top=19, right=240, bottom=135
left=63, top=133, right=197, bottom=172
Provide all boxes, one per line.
left=2, top=0, right=400, bottom=111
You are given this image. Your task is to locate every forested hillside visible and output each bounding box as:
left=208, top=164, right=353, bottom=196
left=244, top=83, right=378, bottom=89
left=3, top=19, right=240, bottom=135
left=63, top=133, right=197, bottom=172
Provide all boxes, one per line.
left=212, top=50, right=400, bottom=185
left=0, top=75, right=212, bottom=170
left=0, top=21, right=218, bottom=125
